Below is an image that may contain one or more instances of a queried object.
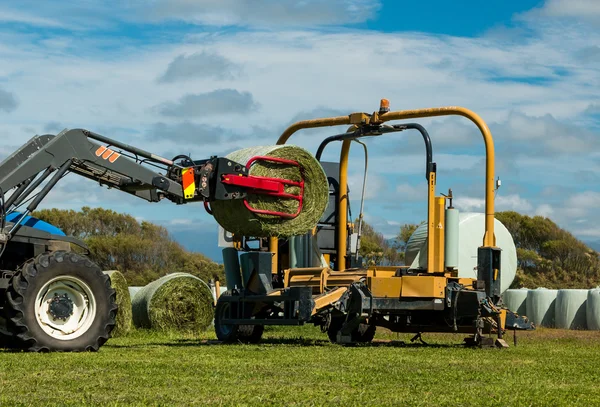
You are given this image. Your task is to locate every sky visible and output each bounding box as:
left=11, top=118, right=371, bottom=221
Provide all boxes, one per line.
left=0, top=0, right=599, bottom=260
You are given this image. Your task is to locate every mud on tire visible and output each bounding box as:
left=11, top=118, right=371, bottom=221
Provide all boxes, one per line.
left=4, top=251, right=117, bottom=352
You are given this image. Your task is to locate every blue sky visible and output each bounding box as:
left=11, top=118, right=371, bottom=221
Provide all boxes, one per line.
left=0, top=0, right=599, bottom=260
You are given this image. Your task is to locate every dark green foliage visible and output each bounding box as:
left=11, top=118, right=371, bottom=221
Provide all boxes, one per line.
left=496, top=211, right=600, bottom=288
left=34, top=207, right=225, bottom=286
left=357, top=220, right=420, bottom=266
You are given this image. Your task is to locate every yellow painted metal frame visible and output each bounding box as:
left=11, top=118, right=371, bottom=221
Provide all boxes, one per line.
left=275, top=105, right=497, bottom=275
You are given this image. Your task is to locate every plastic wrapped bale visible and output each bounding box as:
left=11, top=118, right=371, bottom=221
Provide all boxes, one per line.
left=555, top=289, right=588, bottom=330
left=131, top=273, right=214, bottom=331
left=103, top=270, right=132, bottom=337
left=210, top=145, right=329, bottom=237
left=503, top=288, right=528, bottom=315
left=526, top=289, right=558, bottom=328
left=587, top=289, right=600, bottom=330
left=128, top=286, right=142, bottom=299
left=404, top=212, right=517, bottom=293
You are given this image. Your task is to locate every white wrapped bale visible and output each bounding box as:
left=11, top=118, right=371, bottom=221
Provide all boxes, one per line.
left=587, top=289, right=600, bottom=330
left=128, top=286, right=142, bottom=299
left=405, top=212, right=517, bottom=293
left=556, top=289, right=588, bottom=330
left=503, top=288, right=528, bottom=315
left=526, top=289, right=557, bottom=328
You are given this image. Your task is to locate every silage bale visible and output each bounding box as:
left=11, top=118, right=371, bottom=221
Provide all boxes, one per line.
left=210, top=145, right=329, bottom=237
left=404, top=213, right=517, bottom=293
left=131, top=273, right=213, bottom=331
left=526, top=288, right=557, bottom=328
left=503, top=288, right=528, bottom=315
left=128, top=286, right=142, bottom=299
left=103, top=270, right=132, bottom=337
left=555, top=289, right=587, bottom=330
left=586, top=289, right=600, bottom=330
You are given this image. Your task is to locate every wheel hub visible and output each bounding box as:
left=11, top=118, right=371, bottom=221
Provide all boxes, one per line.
left=48, top=293, right=74, bottom=320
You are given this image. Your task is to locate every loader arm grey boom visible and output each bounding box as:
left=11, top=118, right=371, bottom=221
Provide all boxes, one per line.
left=0, top=129, right=184, bottom=202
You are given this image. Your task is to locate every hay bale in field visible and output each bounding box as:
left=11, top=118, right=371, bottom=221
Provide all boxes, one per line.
left=131, top=273, right=214, bottom=331
left=103, top=270, right=132, bottom=337
left=211, top=145, right=328, bottom=237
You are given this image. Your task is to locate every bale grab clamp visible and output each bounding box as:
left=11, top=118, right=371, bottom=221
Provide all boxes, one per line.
left=220, top=155, right=305, bottom=219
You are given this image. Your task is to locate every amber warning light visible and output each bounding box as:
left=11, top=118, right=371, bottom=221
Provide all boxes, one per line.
left=379, top=98, right=390, bottom=113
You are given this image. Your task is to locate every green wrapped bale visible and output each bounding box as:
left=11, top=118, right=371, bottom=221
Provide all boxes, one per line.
left=131, top=273, right=214, bottom=331
left=211, top=145, right=328, bottom=237
left=103, top=270, right=132, bottom=337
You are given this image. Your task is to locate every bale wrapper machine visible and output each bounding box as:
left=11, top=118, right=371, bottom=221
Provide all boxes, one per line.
left=215, top=100, right=533, bottom=347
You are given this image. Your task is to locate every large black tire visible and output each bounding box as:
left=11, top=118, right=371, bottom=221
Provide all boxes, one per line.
left=4, top=251, right=117, bottom=352
left=214, top=291, right=264, bottom=344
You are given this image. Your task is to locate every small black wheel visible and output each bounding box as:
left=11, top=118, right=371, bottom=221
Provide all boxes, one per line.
left=4, top=251, right=117, bottom=352
left=326, top=316, right=344, bottom=343
left=353, top=322, right=376, bottom=343
left=238, top=324, right=265, bottom=344
left=327, top=315, right=376, bottom=344
left=214, top=291, right=264, bottom=344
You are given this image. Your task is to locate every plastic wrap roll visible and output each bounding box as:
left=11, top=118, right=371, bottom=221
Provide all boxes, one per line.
left=526, top=289, right=557, bottom=327
left=444, top=208, right=459, bottom=269
left=404, top=212, right=517, bottom=292
left=128, top=286, right=142, bottom=299
left=503, top=288, right=528, bottom=315
left=586, top=289, right=600, bottom=330
left=555, top=289, right=587, bottom=330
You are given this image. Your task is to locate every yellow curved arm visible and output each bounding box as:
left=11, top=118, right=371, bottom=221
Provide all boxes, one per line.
left=277, top=106, right=496, bottom=249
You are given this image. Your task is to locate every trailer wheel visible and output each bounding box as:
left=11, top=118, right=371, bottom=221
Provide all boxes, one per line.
left=4, top=251, right=117, bottom=352
left=327, top=316, right=376, bottom=344
left=353, top=322, right=376, bottom=343
left=214, top=291, right=264, bottom=344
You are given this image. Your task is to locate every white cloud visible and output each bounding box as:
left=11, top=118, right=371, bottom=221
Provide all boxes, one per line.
left=395, top=183, right=425, bottom=202
left=158, top=52, right=243, bottom=83
left=141, top=0, right=381, bottom=27
left=157, top=89, right=258, bottom=117
left=454, top=194, right=534, bottom=213
left=535, top=204, right=554, bottom=217
left=540, top=0, right=600, bottom=21
left=0, top=87, right=17, bottom=113
left=0, top=9, right=65, bottom=27
left=564, top=191, right=600, bottom=218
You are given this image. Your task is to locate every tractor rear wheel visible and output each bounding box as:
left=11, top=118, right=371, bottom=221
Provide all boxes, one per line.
left=4, top=251, right=117, bottom=352
left=214, top=291, right=264, bottom=344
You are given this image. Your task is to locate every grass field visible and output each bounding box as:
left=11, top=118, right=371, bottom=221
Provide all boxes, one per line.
left=1, top=326, right=599, bottom=406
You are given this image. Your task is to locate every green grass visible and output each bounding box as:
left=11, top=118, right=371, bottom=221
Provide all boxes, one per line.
left=1, top=326, right=600, bottom=406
